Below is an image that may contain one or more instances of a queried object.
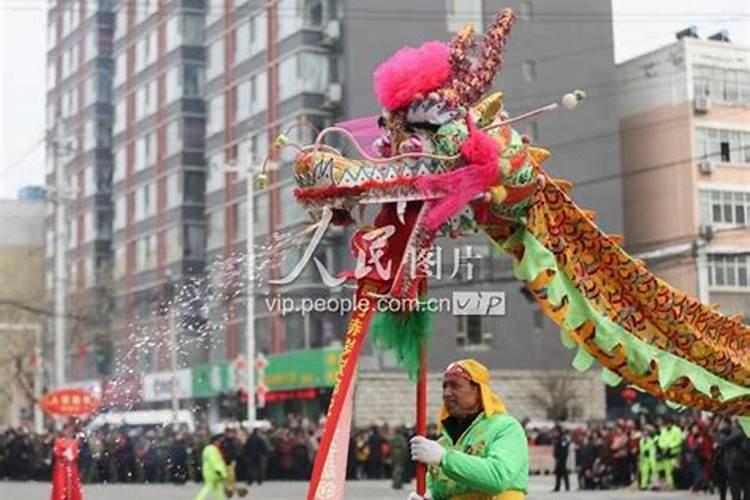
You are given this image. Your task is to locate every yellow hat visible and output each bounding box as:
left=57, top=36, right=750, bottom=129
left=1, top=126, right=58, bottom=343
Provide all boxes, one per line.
left=439, top=359, right=506, bottom=424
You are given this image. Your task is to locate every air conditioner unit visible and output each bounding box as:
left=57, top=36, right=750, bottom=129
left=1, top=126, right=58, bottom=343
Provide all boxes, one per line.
left=698, top=159, right=716, bottom=174
left=323, top=83, right=342, bottom=108
left=699, top=224, right=715, bottom=240
left=321, top=19, right=341, bottom=46
left=694, top=96, right=711, bottom=113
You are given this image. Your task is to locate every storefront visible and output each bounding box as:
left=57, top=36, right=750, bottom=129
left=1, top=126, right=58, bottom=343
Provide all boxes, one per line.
left=191, top=361, right=238, bottom=425
left=262, top=347, right=341, bottom=424
left=142, top=369, right=193, bottom=405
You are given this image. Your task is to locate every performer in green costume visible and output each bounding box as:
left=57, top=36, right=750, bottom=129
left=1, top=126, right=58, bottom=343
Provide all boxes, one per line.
left=195, top=434, right=228, bottom=500
left=638, top=425, right=658, bottom=490
left=409, top=359, right=528, bottom=500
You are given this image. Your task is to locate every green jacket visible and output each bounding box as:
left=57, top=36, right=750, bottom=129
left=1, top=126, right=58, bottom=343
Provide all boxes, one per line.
left=428, top=413, right=529, bottom=500
left=201, top=444, right=227, bottom=483
left=639, top=435, right=657, bottom=468
left=657, top=425, right=683, bottom=458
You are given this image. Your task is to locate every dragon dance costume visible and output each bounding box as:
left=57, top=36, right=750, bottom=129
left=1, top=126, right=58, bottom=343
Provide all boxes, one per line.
left=254, top=7, right=750, bottom=499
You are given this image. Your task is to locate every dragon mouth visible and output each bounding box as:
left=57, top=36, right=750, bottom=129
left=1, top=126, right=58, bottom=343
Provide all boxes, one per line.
left=292, top=152, right=446, bottom=299
left=293, top=152, right=450, bottom=213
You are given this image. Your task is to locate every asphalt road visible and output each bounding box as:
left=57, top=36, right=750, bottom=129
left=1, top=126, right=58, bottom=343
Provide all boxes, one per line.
left=0, top=476, right=717, bottom=499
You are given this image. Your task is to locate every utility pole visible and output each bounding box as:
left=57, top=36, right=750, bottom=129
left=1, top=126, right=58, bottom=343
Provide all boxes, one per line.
left=34, top=324, right=44, bottom=433
left=245, top=160, right=256, bottom=426
left=169, top=305, right=179, bottom=422
left=49, top=130, right=74, bottom=390
left=215, top=148, right=267, bottom=425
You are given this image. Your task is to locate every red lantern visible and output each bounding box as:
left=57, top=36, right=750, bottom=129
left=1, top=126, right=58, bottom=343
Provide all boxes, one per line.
left=621, top=387, right=638, bottom=404
left=40, top=388, right=100, bottom=418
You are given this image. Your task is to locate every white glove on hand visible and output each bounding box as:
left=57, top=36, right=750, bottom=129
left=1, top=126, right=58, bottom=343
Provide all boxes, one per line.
left=63, top=447, right=74, bottom=461
left=410, top=436, right=446, bottom=465
left=407, top=492, right=432, bottom=500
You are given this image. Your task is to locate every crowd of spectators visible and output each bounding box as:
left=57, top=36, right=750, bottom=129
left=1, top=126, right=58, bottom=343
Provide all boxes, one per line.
left=2, top=411, right=750, bottom=497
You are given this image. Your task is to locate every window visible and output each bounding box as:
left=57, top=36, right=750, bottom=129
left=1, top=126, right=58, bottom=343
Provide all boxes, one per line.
left=700, top=189, right=750, bottom=226
left=113, top=147, right=125, bottom=182
left=166, top=120, right=182, bottom=156
left=183, top=65, right=205, bottom=96
left=238, top=80, right=251, bottom=121
left=112, top=99, right=125, bottom=134
left=207, top=95, right=225, bottom=136
left=695, top=127, right=750, bottom=164
left=114, top=6, right=127, bottom=40
left=250, top=71, right=268, bottom=113
left=166, top=67, right=180, bottom=102
left=278, top=52, right=330, bottom=101
left=250, top=12, right=267, bottom=55
left=206, top=152, right=224, bottom=192
left=303, top=0, right=326, bottom=27
left=166, top=226, right=182, bottom=264
left=522, top=60, right=536, bottom=82
left=278, top=0, right=303, bottom=40
left=183, top=13, right=205, bottom=46
left=184, top=172, right=205, bottom=203
left=97, top=73, right=111, bottom=103
left=184, top=118, right=205, bottom=149
left=97, top=211, right=112, bottom=240
left=114, top=195, right=126, bottom=230
left=184, top=225, right=206, bottom=259
left=206, top=0, right=223, bottom=27
left=694, top=65, right=750, bottom=106
left=207, top=210, right=225, bottom=250
left=114, top=52, right=126, bottom=88
left=167, top=15, right=181, bottom=51
left=456, top=315, right=487, bottom=348
left=236, top=19, right=251, bottom=62
left=207, top=38, right=225, bottom=81
left=708, top=254, right=750, bottom=288
left=167, top=171, right=181, bottom=208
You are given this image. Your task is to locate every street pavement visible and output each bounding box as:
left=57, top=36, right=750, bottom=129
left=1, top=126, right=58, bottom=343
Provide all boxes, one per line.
left=0, top=476, right=717, bottom=499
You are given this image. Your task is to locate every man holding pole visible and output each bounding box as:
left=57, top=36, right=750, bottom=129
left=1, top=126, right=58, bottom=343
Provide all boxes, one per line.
left=409, top=359, right=528, bottom=500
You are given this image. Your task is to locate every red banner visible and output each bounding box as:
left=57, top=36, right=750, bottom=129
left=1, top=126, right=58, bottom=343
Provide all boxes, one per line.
left=307, top=281, right=380, bottom=500
left=40, top=388, right=100, bottom=418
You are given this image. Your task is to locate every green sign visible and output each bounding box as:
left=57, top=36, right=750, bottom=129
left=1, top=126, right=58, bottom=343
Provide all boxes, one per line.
left=192, top=362, right=234, bottom=398
left=264, top=348, right=341, bottom=391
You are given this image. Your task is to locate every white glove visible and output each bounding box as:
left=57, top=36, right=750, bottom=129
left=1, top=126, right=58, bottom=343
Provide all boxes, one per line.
left=407, top=493, right=432, bottom=500
left=410, top=436, right=446, bottom=465
left=63, top=447, right=74, bottom=461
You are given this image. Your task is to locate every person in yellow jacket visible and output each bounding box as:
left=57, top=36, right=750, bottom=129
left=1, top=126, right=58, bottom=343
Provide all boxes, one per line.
left=408, top=359, right=529, bottom=500
left=656, top=417, right=683, bottom=490
left=195, top=434, right=228, bottom=500
left=638, top=425, right=657, bottom=490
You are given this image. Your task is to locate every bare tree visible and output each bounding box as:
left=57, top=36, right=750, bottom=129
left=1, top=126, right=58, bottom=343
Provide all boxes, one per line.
left=530, top=371, right=583, bottom=421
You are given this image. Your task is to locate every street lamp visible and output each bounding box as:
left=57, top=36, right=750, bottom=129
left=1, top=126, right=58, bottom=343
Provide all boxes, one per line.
left=213, top=148, right=272, bottom=426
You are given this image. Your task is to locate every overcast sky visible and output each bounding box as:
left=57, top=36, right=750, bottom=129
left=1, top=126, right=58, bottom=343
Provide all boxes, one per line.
left=1, top=0, right=748, bottom=198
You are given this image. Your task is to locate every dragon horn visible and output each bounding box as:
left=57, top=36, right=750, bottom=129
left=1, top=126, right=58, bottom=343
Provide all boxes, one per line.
left=443, top=8, right=516, bottom=107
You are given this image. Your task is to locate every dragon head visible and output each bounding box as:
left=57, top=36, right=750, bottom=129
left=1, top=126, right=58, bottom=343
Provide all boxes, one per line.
left=284, top=9, right=554, bottom=300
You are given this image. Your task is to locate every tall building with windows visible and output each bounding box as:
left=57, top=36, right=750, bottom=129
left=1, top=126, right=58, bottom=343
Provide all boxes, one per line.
left=205, top=0, right=621, bottom=423
left=203, top=0, right=345, bottom=366
left=109, top=0, right=208, bottom=373
left=45, top=0, right=116, bottom=382
left=618, top=32, right=750, bottom=315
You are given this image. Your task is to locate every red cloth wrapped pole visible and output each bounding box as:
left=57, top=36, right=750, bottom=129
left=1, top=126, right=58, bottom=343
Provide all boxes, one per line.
left=416, top=345, right=428, bottom=495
